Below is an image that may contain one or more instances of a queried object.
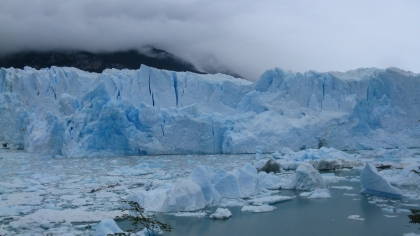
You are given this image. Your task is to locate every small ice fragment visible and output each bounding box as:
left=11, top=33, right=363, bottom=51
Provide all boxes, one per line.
left=241, top=205, right=276, bottom=213
left=396, top=209, right=411, bottom=213
left=209, top=208, right=232, bottom=219
left=300, top=189, right=331, bottom=198
left=347, top=215, right=364, bottom=221
left=382, top=207, right=394, bottom=213
left=330, top=186, right=353, bottom=190
left=174, top=212, right=207, bottom=217
left=349, top=178, right=360, bottom=182
left=247, top=195, right=293, bottom=205
left=9, top=221, right=22, bottom=229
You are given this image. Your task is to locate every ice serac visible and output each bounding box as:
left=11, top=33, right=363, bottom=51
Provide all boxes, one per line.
left=0, top=65, right=419, bottom=156
left=360, top=163, right=403, bottom=198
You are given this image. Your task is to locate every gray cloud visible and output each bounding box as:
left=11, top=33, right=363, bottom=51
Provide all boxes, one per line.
left=0, top=0, right=419, bottom=81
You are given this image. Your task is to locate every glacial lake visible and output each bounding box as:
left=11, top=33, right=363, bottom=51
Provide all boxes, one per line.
left=0, top=149, right=419, bottom=235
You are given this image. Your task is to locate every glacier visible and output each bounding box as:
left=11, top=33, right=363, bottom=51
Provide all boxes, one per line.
left=0, top=65, right=419, bottom=157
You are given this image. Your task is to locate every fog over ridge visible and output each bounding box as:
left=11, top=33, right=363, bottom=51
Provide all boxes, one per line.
left=1, top=0, right=419, bottom=81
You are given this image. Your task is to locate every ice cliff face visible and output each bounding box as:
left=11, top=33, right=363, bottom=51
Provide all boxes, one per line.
left=0, top=65, right=419, bottom=157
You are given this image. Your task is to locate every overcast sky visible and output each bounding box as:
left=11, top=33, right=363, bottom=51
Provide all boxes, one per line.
left=0, top=0, right=419, bottom=81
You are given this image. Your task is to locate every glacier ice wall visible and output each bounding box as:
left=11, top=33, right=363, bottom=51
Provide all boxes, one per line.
left=0, top=65, right=419, bottom=157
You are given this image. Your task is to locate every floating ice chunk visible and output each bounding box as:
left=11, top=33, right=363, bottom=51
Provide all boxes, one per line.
left=94, top=219, right=123, bottom=236
left=241, top=205, right=276, bottom=213
left=247, top=195, right=293, bottom=205
left=258, top=172, right=282, bottom=190
left=214, top=163, right=261, bottom=199
left=360, top=163, right=403, bottom=198
left=9, top=221, right=22, bottom=229
left=330, top=186, right=353, bottom=190
left=95, top=191, right=119, bottom=198
left=39, top=220, right=53, bottom=230
left=253, top=159, right=267, bottom=170
left=381, top=166, right=420, bottom=186
left=397, top=209, right=411, bottom=213
left=403, top=233, right=420, bottom=236
left=381, top=207, right=394, bottom=213
left=209, top=208, right=232, bottom=219
left=280, top=161, right=300, bottom=170
left=347, top=215, right=364, bottom=221
left=343, top=193, right=358, bottom=197
left=0, top=227, right=9, bottom=235
left=0, top=205, right=34, bottom=217
left=173, top=211, right=207, bottom=217
left=300, top=189, right=331, bottom=198
left=271, top=151, right=282, bottom=159
left=287, top=163, right=326, bottom=191
left=321, top=173, right=346, bottom=183
left=61, top=194, right=82, bottom=201
left=131, top=179, right=207, bottom=212
left=211, top=169, right=228, bottom=184
left=18, top=209, right=123, bottom=224
left=349, top=178, right=360, bottom=182
left=188, top=165, right=221, bottom=205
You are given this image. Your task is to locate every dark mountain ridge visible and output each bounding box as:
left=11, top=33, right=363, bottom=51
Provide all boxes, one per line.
left=0, top=48, right=203, bottom=74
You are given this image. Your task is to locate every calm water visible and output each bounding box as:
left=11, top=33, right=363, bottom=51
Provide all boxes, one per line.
left=119, top=170, right=420, bottom=236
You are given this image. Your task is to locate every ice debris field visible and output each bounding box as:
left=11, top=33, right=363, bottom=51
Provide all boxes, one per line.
left=0, top=65, right=419, bottom=235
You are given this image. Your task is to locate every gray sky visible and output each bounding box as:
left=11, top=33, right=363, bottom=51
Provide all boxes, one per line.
left=0, top=0, right=419, bottom=81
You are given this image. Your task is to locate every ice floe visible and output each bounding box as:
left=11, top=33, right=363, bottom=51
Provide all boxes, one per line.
left=209, top=208, right=232, bottom=219
left=241, top=205, right=276, bottom=213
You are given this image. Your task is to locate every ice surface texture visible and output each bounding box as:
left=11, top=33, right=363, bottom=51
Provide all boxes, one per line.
left=360, top=163, right=403, bottom=198
left=0, top=66, right=419, bottom=156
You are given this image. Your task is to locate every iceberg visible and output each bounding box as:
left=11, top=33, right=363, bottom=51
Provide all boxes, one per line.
left=127, top=179, right=207, bottom=212
left=94, top=219, right=123, bottom=236
left=0, top=65, right=419, bottom=157
left=214, top=163, right=261, bottom=198
left=188, top=165, right=221, bottom=205
left=209, top=208, right=232, bottom=219
left=287, top=163, right=326, bottom=191
left=128, top=163, right=262, bottom=212
left=360, top=163, right=403, bottom=198
left=257, top=171, right=283, bottom=190
left=241, top=205, right=276, bottom=213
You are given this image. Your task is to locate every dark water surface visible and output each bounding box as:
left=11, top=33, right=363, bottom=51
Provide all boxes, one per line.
left=119, top=170, right=419, bottom=236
